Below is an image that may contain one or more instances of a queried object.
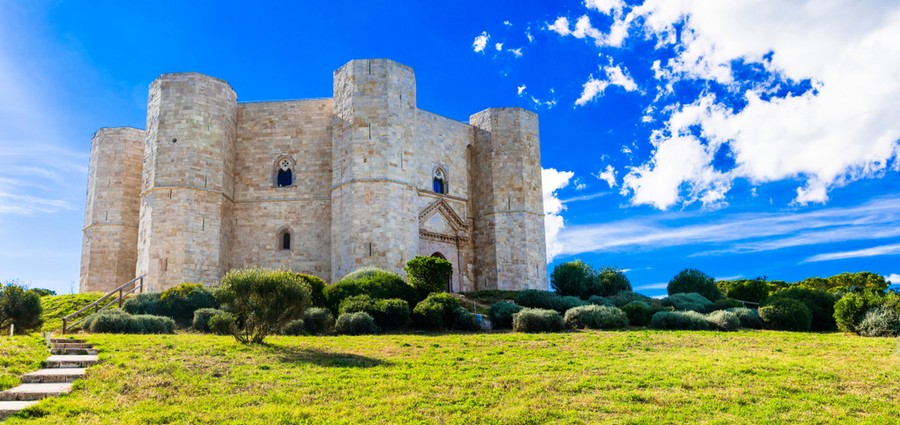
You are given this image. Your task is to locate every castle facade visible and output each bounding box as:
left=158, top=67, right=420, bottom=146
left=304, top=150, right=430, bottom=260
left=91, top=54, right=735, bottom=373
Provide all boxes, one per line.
left=80, top=59, right=547, bottom=293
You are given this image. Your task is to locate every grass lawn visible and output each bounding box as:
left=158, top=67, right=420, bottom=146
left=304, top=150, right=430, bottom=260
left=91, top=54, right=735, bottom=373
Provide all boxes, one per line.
left=39, top=292, right=106, bottom=332
left=5, top=331, right=900, bottom=424
left=0, top=335, right=47, bottom=391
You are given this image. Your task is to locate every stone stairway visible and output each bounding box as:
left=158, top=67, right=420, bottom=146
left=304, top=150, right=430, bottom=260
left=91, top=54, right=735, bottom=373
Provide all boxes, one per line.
left=0, top=338, right=98, bottom=420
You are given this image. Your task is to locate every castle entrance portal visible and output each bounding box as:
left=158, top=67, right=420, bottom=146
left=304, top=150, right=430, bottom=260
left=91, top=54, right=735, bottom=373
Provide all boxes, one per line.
left=431, top=252, right=452, bottom=292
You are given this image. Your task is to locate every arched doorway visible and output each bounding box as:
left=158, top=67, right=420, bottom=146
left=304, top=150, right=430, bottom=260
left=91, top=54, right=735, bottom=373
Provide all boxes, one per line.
left=431, top=252, right=452, bottom=292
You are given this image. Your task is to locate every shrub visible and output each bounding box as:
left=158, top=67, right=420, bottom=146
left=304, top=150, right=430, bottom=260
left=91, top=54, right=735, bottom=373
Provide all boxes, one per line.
left=323, top=268, right=417, bottom=312
left=726, top=307, right=764, bottom=329
left=834, top=290, right=885, bottom=333
left=564, top=305, right=628, bottom=330
left=405, top=256, right=453, bottom=298
left=590, top=267, right=632, bottom=297
left=159, top=283, right=220, bottom=327
left=297, top=273, right=327, bottom=308
left=708, top=298, right=744, bottom=312
left=621, top=301, right=654, bottom=326
left=759, top=299, right=812, bottom=331
left=550, top=260, right=595, bottom=298
left=302, top=308, right=335, bottom=335
left=27, top=288, right=56, bottom=297
left=192, top=308, right=227, bottom=333
left=335, top=312, right=379, bottom=335
left=717, top=278, right=771, bottom=303
left=208, top=312, right=237, bottom=335
left=453, top=307, right=481, bottom=331
left=86, top=310, right=175, bottom=334
left=661, top=293, right=712, bottom=312
left=339, top=295, right=378, bottom=316
left=0, top=283, right=43, bottom=334
left=668, top=268, right=722, bottom=301
left=489, top=302, right=523, bottom=329
left=765, top=287, right=837, bottom=331
left=512, top=308, right=565, bottom=333
left=123, top=293, right=162, bottom=315
left=338, top=295, right=410, bottom=331
left=587, top=295, right=613, bottom=306
left=515, top=290, right=587, bottom=313
left=649, top=311, right=711, bottom=330
left=706, top=310, right=740, bottom=331
left=280, top=319, right=306, bottom=336
left=216, top=268, right=313, bottom=343
left=856, top=307, right=900, bottom=337
left=608, top=291, right=655, bottom=308
left=412, top=292, right=461, bottom=330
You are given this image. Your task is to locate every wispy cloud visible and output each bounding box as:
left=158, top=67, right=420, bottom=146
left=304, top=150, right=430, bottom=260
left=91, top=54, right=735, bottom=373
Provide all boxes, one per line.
left=633, top=282, right=667, bottom=291
left=803, top=243, right=900, bottom=263
left=560, top=191, right=610, bottom=204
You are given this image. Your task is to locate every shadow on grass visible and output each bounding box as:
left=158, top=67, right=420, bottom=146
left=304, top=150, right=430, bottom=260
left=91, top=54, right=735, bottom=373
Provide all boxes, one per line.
left=265, top=344, right=391, bottom=368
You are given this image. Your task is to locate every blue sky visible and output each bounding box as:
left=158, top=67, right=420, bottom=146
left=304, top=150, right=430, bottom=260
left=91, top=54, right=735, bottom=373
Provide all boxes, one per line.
left=0, top=0, right=898, bottom=296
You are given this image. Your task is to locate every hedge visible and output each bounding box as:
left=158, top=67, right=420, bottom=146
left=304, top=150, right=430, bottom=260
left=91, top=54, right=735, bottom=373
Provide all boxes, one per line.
left=563, top=305, right=628, bottom=330
left=512, top=308, right=565, bottom=333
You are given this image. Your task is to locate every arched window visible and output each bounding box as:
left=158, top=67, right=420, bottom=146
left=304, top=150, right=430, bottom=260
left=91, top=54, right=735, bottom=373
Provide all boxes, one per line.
left=432, top=168, right=447, bottom=194
left=277, top=227, right=292, bottom=251
left=275, top=158, right=295, bottom=187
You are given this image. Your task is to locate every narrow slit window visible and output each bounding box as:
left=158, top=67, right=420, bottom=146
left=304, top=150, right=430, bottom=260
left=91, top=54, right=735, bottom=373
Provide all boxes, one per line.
left=281, top=232, right=291, bottom=250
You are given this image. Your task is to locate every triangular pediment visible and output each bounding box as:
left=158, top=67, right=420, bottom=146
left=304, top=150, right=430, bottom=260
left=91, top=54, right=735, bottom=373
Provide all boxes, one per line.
left=419, top=198, right=467, bottom=232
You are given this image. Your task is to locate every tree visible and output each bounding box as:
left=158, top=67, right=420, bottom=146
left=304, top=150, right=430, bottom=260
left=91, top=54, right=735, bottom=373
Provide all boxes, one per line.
left=216, top=268, right=312, bottom=343
left=716, top=278, right=771, bottom=303
left=590, top=267, right=632, bottom=297
left=0, top=282, right=43, bottom=334
left=668, top=268, right=722, bottom=301
left=405, top=256, right=453, bottom=298
left=550, top=260, right=595, bottom=298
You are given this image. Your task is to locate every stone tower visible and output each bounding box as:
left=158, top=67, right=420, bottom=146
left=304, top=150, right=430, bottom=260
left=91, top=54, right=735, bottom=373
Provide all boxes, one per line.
left=330, top=59, right=420, bottom=281
left=470, top=108, right=547, bottom=290
left=135, top=73, right=237, bottom=292
left=80, top=127, right=144, bottom=292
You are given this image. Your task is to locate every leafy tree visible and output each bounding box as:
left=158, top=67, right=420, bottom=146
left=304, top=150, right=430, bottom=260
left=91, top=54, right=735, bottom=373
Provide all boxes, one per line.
left=826, top=272, right=889, bottom=295
left=550, top=260, right=595, bottom=298
left=765, top=287, right=837, bottom=331
left=0, top=282, right=43, bottom=334
left=716, top=278, right=771, bottom=303
left=405, top=256, right=453, bottom=298
left=590, top=267, right=632, bottom=297
left=833, top=290, right=886, bottom=333
left=668, top=268, right=722, bottom=301
left=216, top=268, right=312, bottom=343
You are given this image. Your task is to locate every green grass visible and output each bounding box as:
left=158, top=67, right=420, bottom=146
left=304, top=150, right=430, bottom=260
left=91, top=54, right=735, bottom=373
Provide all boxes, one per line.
left=6, top=331, right=900, bottom=424
left=40, top=292, right=106, bottom=332
left=0, top=335, right=47, bottom=391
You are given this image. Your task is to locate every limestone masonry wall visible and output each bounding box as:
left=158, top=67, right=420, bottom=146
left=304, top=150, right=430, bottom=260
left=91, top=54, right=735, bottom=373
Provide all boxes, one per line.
left=81, top=58, right=547, bottom=294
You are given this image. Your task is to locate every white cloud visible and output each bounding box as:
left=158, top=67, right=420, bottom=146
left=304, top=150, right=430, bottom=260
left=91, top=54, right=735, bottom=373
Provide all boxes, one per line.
left=495, top=42, right=503, bottom=51
left=472, top=31, right=490, bottom=53
left=547, top=17, right=571, bottom=36
left=886, top=274, right=900, bottom=284
left=803, top=243, right=900, bottom=263
left=542, top=168, right=574, bottom=262
left=585, top=0, right=625, bottom=15
left=503, top=20, right=512, bottom=27
left=597, top=165, right=617, bottom=188
left=605, top=65, right=637, bottom=92
left=574, top=64, right=638, bottom=106
left=575, top=74, right=608, bottom=106
left=574, top=177, right=587, bottom=190
left=516, top=84, right=527, bottom=96
left=508, top=47, right=523, bottom=58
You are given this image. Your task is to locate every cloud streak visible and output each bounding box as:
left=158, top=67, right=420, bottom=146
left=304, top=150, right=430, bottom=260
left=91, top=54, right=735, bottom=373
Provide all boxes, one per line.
left=803, top=243, right=900, bottom=263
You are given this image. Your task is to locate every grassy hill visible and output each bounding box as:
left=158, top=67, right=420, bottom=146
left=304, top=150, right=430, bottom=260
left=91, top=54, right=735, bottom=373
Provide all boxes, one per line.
left=39, top=292, right=106, bottom=332
left=4, top=331, right=899, bottom=424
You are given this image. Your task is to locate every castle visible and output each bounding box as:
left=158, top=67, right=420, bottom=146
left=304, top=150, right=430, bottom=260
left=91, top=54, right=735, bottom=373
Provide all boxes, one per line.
left=80, top=59, right=547, bottom=293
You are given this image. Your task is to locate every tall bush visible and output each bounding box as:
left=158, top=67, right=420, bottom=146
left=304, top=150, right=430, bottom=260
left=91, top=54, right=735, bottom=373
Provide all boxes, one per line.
left=716, top=278, right=771, bottom=303
left=297, top=273, right=328, bottom=308
left=489, top=302, right=523, bottom=329
left=216, top=268, right=312, bottom=343
left=323, top=268, right=417, bottom=312
left=550, top=260, right=595, bottom=298
left=412, top=292, right=461, bottom=330
left=759, top=299, right=812, bottom=331
left=405, top=256, right=453, bottom=298
left=591, top=267, right=632, bottom=297
left=765, top=287, right=836, bottom=331
left=159, top=283, right=220, bottom=327
left=668, top=268, right=722, bottom=301
left=834, top=290, right=885, bottom=333
left=856, top=307, right=900, bottom=337
left=621, top=301, right=654, bottom=326
left=0, top=282, right=43, bottom=334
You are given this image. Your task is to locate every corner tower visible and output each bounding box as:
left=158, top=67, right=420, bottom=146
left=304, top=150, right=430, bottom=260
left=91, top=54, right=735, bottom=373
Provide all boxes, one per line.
left=136, top=73, right=237, bottom=291
left=470, top=108, right=547, bottom=290
left=331, top=59, right=419, bottom=281
left=80, top=127, right=144, bottom=292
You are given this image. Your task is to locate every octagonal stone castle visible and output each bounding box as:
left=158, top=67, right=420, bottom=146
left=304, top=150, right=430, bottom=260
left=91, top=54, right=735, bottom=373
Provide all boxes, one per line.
left=80, top=59, right=547, bottom=293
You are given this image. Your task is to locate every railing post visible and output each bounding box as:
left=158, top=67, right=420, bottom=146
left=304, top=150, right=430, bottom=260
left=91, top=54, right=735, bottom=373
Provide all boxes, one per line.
left=119, top=288, right=124, bottom=307
left=62, top=318, right=67, bottom=334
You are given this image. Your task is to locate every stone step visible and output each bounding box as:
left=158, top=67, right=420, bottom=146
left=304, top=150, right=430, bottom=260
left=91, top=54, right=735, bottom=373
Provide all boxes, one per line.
left=51, top=347, right=97, bottom=355
left=45, top=355, right=98, bottom=368
left=21, top=368, right=86, bottom=384
left=51, top=342, right=93, bottom=349
left=49, top=338, right=85, bottom=344
left=0, top=401, right=39, bottom=420
left=0, top=383, right=73, bottom=401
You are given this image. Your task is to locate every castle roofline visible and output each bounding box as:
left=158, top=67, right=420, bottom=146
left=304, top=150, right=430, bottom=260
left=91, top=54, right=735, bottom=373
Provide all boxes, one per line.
left=91, top=126, right=145, bottom=138
left=153, top=72, right=235, bottom=91
left=333, top=58, right=415, bottom=75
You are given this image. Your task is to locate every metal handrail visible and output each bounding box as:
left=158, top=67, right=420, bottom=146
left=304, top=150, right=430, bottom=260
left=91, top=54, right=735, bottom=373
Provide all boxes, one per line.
left=62, top=275, right=145, bottom=334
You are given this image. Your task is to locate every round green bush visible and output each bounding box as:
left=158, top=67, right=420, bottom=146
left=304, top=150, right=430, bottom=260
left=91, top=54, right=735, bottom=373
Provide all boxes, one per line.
left=123, top=293, right=161, bottom=315
left=621, top=301, right=654, bottom=326
left=159, top=283, right=220, bottom=328
left=515, top=290, right=587, bottom=313
left=563, top=305, right=628, bottom=330
left=765, top=287, right=836, bottom=331
left=649, top=311, right=711, bottom=330
left=834, top=290, right=885, bottom=333
left=335, top=312, right=379, bottom=335
left=405, top=255, right=453, bottom=298
left=297, top=273, right=328, bottom=308
left=412, top=292, right=461, bottom=330
left=708, top=298, right=744, bottom=312
left=280, top=319, right=306, bottom=336
left=192, top=308, right=227, bottom=332
left=587, top=295, right=613, bottom=306
left=489, top=302, right=523, bottom=329
left=208, top=312, right=237, bottom=335
left=856, top=307, right=900, bottom=337
left=759, top=299, right=812, bottom=331
left=302, top=307, right=335, bottom=335
left=453, top=307, right=481, bottom=331
left=323, top=268, right=418, bottom=312
left=338, top=295, right=377, bottom=316
left=591, top=267, right=632, bottom=297
left=87, top=310, right=175, bottom=334
left=217, top=268, right=313, bottom=343
left=726, top=307, right=764, bottom=329
left=717, top=278, right=771, bottom=303
left=706, top=310, right=740, bottom=331
left=550, top=260, right=595, bottom=298
left=0, top=283, right=43, bottom=334
left=512, top=308, right=565, bottom=333
left=668, top=268, right=723, bottom=301
left=608, top=291, right=655, bottom=308
left=661, top=293, right=712, bottom=312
